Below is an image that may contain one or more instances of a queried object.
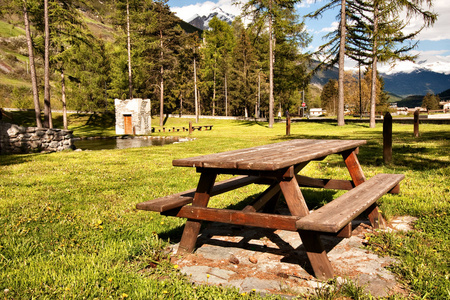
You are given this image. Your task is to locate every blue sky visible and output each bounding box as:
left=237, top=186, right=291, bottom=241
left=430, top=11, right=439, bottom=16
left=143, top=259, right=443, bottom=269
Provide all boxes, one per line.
left=168, top=0, right=450, bottom=74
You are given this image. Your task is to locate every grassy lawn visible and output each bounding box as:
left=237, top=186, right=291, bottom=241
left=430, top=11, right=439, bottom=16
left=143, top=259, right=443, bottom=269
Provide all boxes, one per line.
left=1, top=115, right=449, bottom=299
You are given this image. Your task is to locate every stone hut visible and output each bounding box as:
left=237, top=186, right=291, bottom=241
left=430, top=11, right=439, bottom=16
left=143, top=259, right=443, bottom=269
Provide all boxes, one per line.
left=115, top=98, right=151, bottom=135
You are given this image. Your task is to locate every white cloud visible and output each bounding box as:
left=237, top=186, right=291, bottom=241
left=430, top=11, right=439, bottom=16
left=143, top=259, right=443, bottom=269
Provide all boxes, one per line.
left=319, top=21, right=338, bottom=33
left=403, top=0, right=450, bottom=41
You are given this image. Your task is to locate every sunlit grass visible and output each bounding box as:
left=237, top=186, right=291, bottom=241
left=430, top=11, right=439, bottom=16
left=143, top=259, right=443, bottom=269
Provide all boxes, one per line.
left=1, top=116, right=449, bottom=298
left=0, top=20, right=25, bottom=37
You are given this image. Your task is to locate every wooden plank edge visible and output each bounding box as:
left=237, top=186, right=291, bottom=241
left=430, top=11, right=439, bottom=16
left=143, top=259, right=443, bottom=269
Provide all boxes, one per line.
left=167, top=206, right=299, bottom=231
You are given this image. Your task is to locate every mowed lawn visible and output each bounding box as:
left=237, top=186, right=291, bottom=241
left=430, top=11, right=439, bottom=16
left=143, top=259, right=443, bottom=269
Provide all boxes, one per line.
left=1, top=117, right=449, bottom=299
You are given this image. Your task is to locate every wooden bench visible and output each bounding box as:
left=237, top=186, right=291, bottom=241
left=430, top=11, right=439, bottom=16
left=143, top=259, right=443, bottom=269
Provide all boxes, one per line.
left=151, top=127, right=187, bottom=133
left=136, top=175, right=262, bottom=213
left=191, top=125, right=213, bottom=131
left=296, top=173, right=405, bottom=234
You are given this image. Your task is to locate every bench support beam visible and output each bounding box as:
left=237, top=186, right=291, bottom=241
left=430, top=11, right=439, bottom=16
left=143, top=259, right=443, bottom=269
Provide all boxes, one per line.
left=178, top=171, right=217, bottom=254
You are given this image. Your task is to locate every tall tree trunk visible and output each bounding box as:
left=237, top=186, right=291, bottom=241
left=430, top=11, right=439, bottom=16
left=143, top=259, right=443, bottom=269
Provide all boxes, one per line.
left=370, top=4, right=379, bottom=128
left=194, top=55, right=199, bottom=123
left=23, top=0, right=42, bottom=128
left=127, top=0, right=133, bottom=99
left=268, top=0, right=274, bottom=128
left=337, top=0, right=346, bottom=126
left=159, top=31, right=164, bottom=127
left=61, top=68, right=68, bottom=130
left=224, top=72, right=228, bottom=117
left=212, top=59, right=216, bottom=116
left=179, top=93, right=183, bottom=116
left=43, top=0, right=52, bottom=128
left=160, top=69, right=164, bottom=126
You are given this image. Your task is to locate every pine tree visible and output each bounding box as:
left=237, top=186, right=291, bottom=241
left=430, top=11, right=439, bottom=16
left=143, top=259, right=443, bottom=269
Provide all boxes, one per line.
left=243, top=0, right=309, bottom=126
left=306, top=0, right=347, bottom=125
left=422, top=93, right=440, bottom=110
left=229, top=19, right=258, bottom=117
left=343, top=0, right=437, bottom=127
left=202, top=16, right=235, bottom=116
left=320, top=79, right=338, bottom=115
left=21, top=0, right=42, bottom=127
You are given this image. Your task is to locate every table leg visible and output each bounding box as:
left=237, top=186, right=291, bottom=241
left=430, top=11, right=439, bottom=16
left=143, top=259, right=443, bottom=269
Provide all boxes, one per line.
left=298, top=230, right=334, bottom=280
left=366, top=203, right=386, bottom=229
left=279, top=170, right=309, bottom=217
left=342, top=148, right=366, bottom=186
left=177, top=171, right=217, bottom=254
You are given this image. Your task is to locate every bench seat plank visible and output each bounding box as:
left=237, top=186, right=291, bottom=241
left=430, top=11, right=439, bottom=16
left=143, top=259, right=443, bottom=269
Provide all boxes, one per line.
left=296, top=173, right=405, bottom=233
left=136, top=175, right=261, bottom=212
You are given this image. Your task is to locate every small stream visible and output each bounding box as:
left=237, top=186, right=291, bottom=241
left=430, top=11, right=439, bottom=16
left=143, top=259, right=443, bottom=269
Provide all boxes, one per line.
left=74, top=136, right=192, bottom=151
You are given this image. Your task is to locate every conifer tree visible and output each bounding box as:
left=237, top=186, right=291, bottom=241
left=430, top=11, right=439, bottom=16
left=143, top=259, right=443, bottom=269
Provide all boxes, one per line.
left=229, top=19, right=258, bottom=117
left=202, top=16, right=235, bottom=116
left=243, top=0, right=309, bottom=126
left=21, top=0, right=42, bottom=127
left=422, top=92, right=440, bottom=110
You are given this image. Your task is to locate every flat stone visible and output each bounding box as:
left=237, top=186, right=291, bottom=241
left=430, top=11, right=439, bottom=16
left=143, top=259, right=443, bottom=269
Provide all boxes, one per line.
left=239, top=277, right=281, bottom=293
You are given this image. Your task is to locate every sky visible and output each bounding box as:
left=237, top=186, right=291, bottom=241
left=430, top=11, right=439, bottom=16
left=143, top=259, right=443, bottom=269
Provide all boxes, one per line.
left=168, top=0, right=450, bottom=74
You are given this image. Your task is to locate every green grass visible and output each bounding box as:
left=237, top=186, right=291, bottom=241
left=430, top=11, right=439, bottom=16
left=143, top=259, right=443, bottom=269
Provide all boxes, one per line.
left=1, top=116, right=449, bottom=299
left=0, top=20, right=25, bottom=37
left=0, top=76, right=32, bottom=88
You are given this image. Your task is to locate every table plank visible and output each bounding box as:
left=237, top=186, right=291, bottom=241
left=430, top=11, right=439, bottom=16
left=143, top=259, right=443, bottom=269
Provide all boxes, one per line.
left=173, top=139, right=366, bottom=171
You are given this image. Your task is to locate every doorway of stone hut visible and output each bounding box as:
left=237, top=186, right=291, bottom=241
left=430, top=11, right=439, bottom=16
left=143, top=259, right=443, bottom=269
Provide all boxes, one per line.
left=124, top=115, right=133, bottom=135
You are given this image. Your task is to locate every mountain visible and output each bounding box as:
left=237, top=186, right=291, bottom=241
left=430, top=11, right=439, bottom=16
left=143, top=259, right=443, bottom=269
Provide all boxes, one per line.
left=382, top=70, right=450, bottom=97
left=309, top=62, right=450, bottom=104
left=187, top=7, right=235, bottom=30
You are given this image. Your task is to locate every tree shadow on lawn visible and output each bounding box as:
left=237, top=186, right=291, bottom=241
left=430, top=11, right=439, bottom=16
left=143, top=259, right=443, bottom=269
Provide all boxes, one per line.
left=158, top=188, right=339, bottom=246
left=238, top=120, right=270, bottom=128
left=158, top=188, right=350, bottom=276
left=0, top=153, right=37, bottom=166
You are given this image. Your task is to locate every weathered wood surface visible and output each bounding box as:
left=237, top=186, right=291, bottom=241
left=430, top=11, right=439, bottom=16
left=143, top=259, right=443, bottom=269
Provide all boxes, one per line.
left=414, top=110, right=420, bottom=138
left=173, top=139, right=366, bottom=171
left=296, top=173, right=405, bottom=233
left=296, top=175, right=355, bottom=190
left=136, top=175, right=261, bottom=212
left=166, top=206, right=299, bottom=231
left=383, top=112, right=393, bottom=164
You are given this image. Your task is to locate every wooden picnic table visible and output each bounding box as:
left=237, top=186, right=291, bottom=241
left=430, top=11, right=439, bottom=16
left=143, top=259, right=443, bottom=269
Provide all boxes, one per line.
left=137, top=139, right=404, bottom=279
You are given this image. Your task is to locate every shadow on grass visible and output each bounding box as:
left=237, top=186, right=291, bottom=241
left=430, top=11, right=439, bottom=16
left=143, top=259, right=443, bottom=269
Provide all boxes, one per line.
left=236, top=120, right=269, bottom=128
left=69, top=112, right=115, bottom=137
left=157, top=187, right=340, bottom=247
left=158, top=188, right=348, bottom=277
left=0, top=153, right=37, bottom=166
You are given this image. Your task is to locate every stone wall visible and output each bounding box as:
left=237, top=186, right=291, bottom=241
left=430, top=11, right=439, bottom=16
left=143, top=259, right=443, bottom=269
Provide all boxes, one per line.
left=0, top=122, right=74, bottom=154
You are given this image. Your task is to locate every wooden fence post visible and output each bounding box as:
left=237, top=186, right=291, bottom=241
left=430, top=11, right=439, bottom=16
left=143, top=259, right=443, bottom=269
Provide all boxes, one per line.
left=189, top=121, right=193, bottom=135
left=413, top=110, right=420, bottom=138
left=286, top=111, right=291, bottom=136
left=383, top=112, right=392, bottom=164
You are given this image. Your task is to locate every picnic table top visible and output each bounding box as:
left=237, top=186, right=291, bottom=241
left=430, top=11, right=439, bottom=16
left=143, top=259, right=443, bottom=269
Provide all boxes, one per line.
left=172, top=139, right=366, bottom=171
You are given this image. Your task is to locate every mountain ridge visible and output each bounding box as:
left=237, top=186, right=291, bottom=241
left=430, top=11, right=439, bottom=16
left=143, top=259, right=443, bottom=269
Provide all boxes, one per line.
left=187, top=7, right=235, bottom=30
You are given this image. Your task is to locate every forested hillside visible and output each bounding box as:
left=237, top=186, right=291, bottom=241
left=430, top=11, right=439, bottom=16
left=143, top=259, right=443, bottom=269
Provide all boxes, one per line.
left=0, top=0, right=314, bottom=128
left=0, top=0, right=439, bottom=128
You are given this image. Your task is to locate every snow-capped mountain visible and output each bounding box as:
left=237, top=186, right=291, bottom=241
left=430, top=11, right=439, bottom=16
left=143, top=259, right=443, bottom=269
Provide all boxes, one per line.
left=377, top=58, right=450, bottom=76
left=187, top=7, right=235, bottom=31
